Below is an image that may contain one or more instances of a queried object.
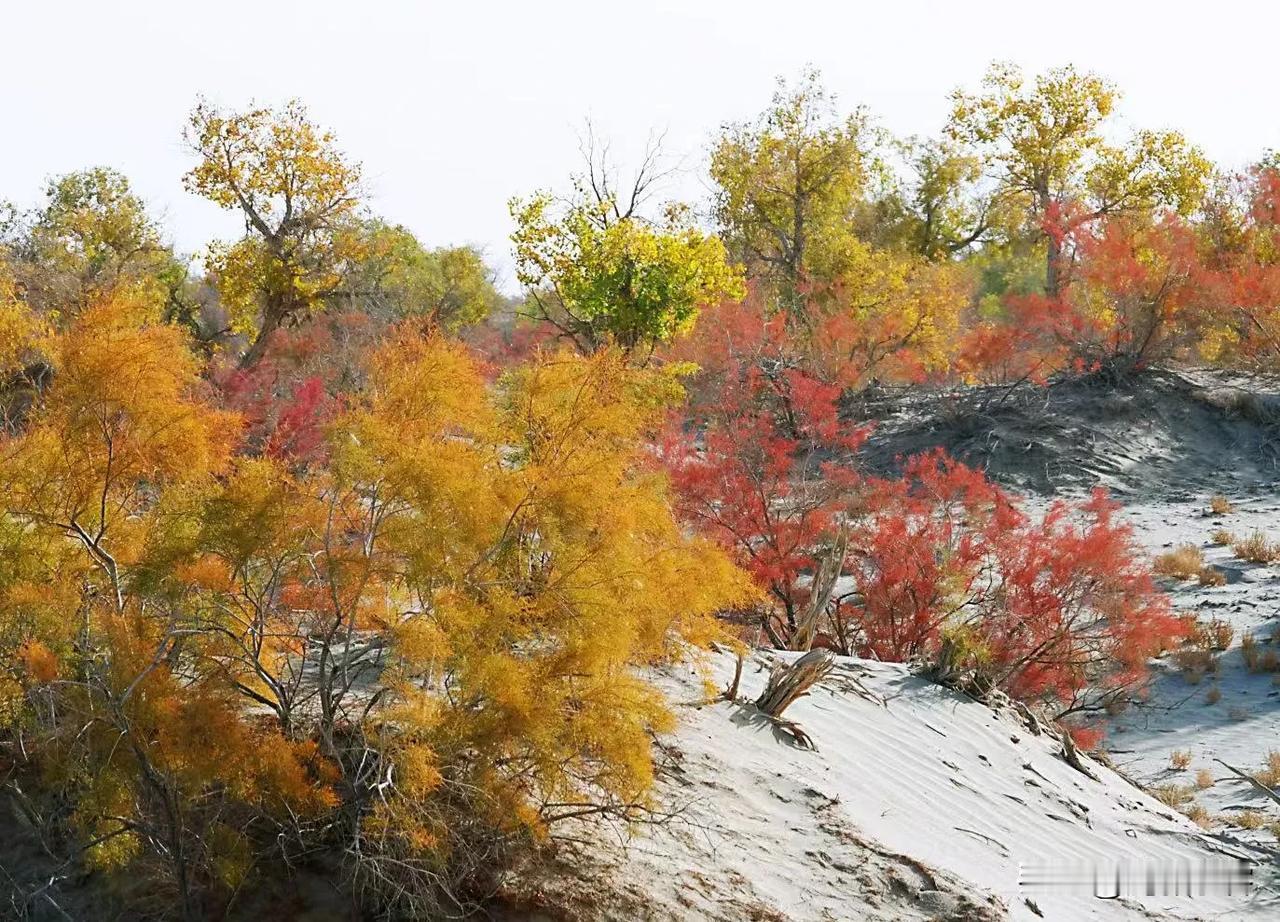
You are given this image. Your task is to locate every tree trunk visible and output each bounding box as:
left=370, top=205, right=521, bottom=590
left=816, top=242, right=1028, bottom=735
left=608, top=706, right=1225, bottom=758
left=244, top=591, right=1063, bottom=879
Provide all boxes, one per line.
left=1045, top=232, right=1062, bottom=300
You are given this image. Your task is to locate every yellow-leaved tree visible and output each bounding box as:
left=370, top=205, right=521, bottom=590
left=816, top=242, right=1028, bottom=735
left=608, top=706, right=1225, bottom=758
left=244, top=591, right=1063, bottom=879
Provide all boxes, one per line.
left=184, top=99, right=367, bottom=368
left=0, top=294, right=334, bottom=918
left=0, top=289, right=752, bottom=917
left=324, top=334, right=754, bottom=913
left=948, top=62, right=1211, bottom=297
left=511, top=134, right=743, bottom=356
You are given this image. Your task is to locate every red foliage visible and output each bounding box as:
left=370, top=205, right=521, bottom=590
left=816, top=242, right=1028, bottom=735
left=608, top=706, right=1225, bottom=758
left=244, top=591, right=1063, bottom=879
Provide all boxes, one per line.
left=976, top=489, right=1182, bottom=709
left=1070, top=215, right=1214, bottom=372
left=847, top=452, right=1015, bottom=660
left=1203, top=167, right=1280, bottom=368
left=267, top=376, right=333, bottom=462
left=661, top=311, right=870, bottom=637
left=1066, top=724, right=1105, bottom=752
left=668, top=392, right=1182, bottom=711
left=955, top=295, right=1072, bottom=385
left=957, top=210, right=1220, bottom=382
left=847, top=454, right=1182, bottom=712
left=461, top=317, right=561, bottom=379
left=214, top=313, right=378, bottom=464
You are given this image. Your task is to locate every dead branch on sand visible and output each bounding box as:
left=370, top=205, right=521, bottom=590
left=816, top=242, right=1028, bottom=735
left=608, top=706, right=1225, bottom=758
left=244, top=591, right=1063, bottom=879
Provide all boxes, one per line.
left=755, top=649, right=836, bottom=718
left=1213, top=758, right=1280, bottom=807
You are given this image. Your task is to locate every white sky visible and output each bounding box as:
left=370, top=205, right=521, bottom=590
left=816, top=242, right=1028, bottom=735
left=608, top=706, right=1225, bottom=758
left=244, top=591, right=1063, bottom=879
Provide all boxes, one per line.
left=4, top=1, right=1278, bottom=291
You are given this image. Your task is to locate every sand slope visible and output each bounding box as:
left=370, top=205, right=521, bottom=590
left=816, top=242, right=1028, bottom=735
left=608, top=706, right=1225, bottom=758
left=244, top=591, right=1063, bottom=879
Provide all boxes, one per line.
left=527, top=651, right=1271, bottom=922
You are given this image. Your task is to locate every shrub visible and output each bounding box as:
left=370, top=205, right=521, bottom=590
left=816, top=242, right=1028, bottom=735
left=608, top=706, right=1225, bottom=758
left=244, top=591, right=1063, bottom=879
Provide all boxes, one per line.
left=1153, top=544, right=1205, bottom=580
left=1233, top=530, right=1280, bottom=564
left=1170, top=749, right=1192, bottom=770
left=1209, top=494, right=1234, bottom=515
left=666, top=372, right=1183, bottom=720
left=850, top=462, right=1182, bottom=714
left=0, top=322, right=756, bottom=914
left=1195, top=768, right=1215, bottom=789
left=1197, top=566, right=1227, bottom=587
left=661, top=345, right=868, bottom=647
left=1210, top=528, right=1236, bottom=546
left=1205, top=685, right=1222, bottom=705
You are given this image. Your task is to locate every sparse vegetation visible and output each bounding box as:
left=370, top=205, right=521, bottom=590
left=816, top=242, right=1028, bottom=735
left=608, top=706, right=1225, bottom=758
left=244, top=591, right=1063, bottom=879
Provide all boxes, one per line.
left=1254, top=751, right=1280, bottom=788
left=1195, top=768, right=1215, bottom=789
left=1151, top=783, right=1195, bottom=808
left=1187, top=618, right=1234, bottom=651
left=1209, top=494, right=1233, bottom=515
left=1210, top=528, right=1236, bottom=546
left=1170, top=749, right=1193, bottom=770
left=1231, top=810, right=1267, bottom=830
left=1243, top=631, right=1259, bottom=669
left=1205, top=685, right=1222, bottom=705
left=1175, top=647, right=1216, bottom=683
left=1240, top=633, right=1280, bottom=673
left=1154, top=544, right=1205, bottom=579
left=1183, top=802, right=1213, bottom=828
left=1198, top=566, right=1227, bottom=587
left=1233, top=530, right=1280, bottom=564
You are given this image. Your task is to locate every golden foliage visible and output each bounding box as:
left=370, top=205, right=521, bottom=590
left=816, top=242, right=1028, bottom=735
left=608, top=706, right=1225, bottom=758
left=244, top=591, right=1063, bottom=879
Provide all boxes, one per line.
left=0, top=298, right=751, bottom=910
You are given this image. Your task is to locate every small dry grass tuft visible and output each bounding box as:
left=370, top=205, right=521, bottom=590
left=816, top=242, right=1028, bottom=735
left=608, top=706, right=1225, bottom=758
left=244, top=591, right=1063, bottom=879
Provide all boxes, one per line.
left=1175, top=647, right=1218, bottom=683
left=1243, top=632, right=1260, bottom=670
left=1183, top=802, right=1213, bottom=828
left=1170, top=749, right=1193, bottom=770
left=1210, top=528, right=1236, bottom=546
left=1195, top=768, right=1215, bottom=789
left=1205, top=685, right=1222, bottom=705
left=1209, top=494, right=1233, bottom=515
left=1254, top=751, right=1280, bottom=788
left=1198, top=566, right=1227, bottom=587
left=1187, top=619, right=1235, bottom=651
left=1233, top=810, right=1267, bottom=830
left=1239, top=634, right=1279, bottom=673
left=1233, top=531, right=1280, bottom=564
left=1270, top=820, right=1280, bottom=840
left=1154, top=545, right=1206, bottom=580
left=1151, top=783, right=1195, bottom=808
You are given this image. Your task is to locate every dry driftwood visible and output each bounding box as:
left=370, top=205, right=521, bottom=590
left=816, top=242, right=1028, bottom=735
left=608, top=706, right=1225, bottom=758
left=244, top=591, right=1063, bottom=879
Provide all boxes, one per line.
left=755, top=649, right=836, bottom=718
left=1213, top=758, right=1280, bottom=806
left=790, top=528, right=848, bottom=652
left=1059, top=729, right=1099, bottom=782
left=722, top=651, right=744, bottom=701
